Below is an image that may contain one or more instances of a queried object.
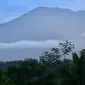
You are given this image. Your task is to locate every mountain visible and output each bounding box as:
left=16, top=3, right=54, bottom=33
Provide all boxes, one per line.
left=0, top=7, right=85, bottom=60
left=0, top=7, right=85, bottom=42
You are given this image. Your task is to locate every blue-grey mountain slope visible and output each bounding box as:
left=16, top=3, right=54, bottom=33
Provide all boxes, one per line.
left=0, top=7, right=85, bottom=61
left=0, top=7, right=85, bottom=42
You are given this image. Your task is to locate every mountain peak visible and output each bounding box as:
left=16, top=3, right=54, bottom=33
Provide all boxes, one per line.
left=26, top=6, right=73, bottom=16
left=31, top=6, right=71, bottom=11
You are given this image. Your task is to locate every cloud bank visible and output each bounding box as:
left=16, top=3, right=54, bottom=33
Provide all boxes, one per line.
left=0, top=40, right=61, bottom=49
left=80, top=33, right=85, bottom=37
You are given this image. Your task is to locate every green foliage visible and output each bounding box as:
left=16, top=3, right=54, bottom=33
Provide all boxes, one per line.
left=0, top=41, right=85, bottom=85
left=59, top=40, right=74, bottom=61
left=59, top=41, right=74, bottom=55
left=40, top=47, right=61, bottom=67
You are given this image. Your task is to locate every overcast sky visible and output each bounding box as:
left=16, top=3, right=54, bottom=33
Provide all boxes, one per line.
left=0, top=0, right=85, bottom=23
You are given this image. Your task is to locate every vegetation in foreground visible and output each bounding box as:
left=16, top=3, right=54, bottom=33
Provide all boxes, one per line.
left=0, top=41, right=85, bottom=85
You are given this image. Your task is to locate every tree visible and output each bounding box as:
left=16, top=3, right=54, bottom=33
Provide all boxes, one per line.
left=58, top=52, right=79, bottom=85
left=0, top=68, right=15, bottom=85
left=39, top=48, right=62, bottom=85
left=58, top=50, right=85, bottom=85
left=80, top=49, right=85, bottom=57
left=59, top=40, right=74, bottom=61
left=2, top=41, right=85, bottom=85
left=40, top=47, right=61, bottom=67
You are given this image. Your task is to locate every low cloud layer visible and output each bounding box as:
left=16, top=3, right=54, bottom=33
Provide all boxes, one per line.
left=0, top=40, right=61, bottom=49
left=80, top=33, right=85, bottom=37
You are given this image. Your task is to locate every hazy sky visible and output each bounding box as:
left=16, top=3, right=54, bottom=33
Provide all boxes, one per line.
left=0, top=0, right=85, bottom=23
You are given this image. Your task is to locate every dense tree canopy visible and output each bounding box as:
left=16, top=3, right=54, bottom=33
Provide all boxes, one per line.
left=0, top=41, right=85, bottom=85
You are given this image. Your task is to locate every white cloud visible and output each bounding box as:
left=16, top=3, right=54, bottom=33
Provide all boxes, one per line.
left=0, top=40, right=61, bottom=49
left=60, top=0, right=85, bottom=11
left=80, top=33, right=85, bottom=37
left=68, top=0, right=85, bottom=11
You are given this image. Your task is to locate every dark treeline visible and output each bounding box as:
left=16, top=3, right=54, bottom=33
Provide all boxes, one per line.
left=0, top=41, right=85, bottom=85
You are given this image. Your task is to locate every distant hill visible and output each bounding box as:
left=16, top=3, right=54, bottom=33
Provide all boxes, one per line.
left=0, top=7, right=85, bottom=42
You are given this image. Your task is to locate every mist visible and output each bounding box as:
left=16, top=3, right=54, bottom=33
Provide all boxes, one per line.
left=0, top=40, right=61, bottom=49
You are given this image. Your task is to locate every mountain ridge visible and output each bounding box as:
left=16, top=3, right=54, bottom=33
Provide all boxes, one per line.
left=1, top=7, right=85, bottom=24
left=0, top=7, right=84, bottom=43
left=0, top=7, right=85, bottom=60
